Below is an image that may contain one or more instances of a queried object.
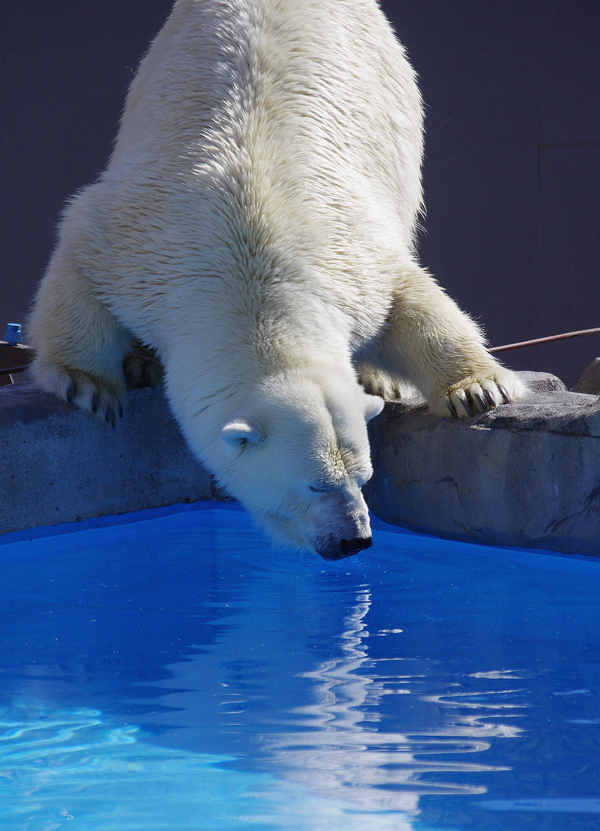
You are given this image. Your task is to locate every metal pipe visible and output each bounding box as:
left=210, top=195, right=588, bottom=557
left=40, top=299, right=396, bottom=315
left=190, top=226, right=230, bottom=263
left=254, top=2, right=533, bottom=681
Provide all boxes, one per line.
left=490, top=327, right=600, bottom=354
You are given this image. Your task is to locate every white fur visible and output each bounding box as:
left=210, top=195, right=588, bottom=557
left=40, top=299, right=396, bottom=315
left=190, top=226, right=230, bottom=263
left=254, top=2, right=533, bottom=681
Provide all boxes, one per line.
left=28, top=0, right=526, bottom=557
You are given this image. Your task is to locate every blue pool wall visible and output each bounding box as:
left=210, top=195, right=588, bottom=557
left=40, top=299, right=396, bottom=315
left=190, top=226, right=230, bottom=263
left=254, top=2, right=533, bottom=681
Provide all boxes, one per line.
left=1, top=372, right=600, bottom=556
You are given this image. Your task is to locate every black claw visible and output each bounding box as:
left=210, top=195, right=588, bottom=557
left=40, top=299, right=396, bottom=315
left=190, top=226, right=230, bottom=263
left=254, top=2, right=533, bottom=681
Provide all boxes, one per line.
left=484, top=390, right=497, bottom=408
left=498, top=385, right=510, bottom=404
left=105, top=407, right=110, bottom=423
left=66, top=384, right=74, bottom=405
left=473, top=391, right=487, bottom=412
left=447, top=399, right=459, bottom=419
left=118, top=401, right=124, bottom=419
left=91, top=392, right=99, bottom=414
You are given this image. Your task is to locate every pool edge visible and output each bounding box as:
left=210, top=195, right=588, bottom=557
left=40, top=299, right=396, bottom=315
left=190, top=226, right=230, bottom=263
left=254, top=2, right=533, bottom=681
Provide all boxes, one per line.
left=1, top=374, right=599, bottom=556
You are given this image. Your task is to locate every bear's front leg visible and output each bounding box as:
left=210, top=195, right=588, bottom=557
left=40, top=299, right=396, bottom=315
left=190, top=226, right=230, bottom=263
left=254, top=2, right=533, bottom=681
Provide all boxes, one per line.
left=361, top=264, right=527, bottom=418
left=28, top=242, right=132, bottom=427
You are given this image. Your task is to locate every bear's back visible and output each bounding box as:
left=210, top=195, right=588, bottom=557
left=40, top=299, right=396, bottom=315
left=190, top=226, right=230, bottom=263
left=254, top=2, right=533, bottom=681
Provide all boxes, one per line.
left=108, top=0, right=424, bottom=258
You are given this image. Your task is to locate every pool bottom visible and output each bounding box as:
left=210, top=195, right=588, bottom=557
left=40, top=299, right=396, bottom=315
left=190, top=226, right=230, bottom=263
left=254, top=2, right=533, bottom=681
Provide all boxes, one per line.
left=1, top=503, right=600, bottom=831
left=1, top=702, right=414, bottom=831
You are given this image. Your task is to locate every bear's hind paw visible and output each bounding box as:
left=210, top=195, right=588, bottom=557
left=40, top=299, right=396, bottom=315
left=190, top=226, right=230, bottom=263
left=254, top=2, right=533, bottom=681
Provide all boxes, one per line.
left=357, top=365, right=418, bottom=402
left=123, top=340, right=163, bottom=388
left=433, top=371, right=527, bottom=419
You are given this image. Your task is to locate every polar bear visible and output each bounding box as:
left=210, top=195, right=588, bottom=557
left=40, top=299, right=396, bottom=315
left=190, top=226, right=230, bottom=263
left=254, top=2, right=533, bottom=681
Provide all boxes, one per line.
left=28, top=0, right=525, bottom=559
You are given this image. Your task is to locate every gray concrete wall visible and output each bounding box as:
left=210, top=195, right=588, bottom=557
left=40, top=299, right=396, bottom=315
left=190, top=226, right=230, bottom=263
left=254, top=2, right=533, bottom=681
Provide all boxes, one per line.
left=1, top=374, right=599, bottom=556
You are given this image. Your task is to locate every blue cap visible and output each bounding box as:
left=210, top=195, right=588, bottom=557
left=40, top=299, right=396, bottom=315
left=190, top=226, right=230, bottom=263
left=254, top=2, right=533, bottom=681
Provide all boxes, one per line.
left=4, top=323, right=22, bottom=345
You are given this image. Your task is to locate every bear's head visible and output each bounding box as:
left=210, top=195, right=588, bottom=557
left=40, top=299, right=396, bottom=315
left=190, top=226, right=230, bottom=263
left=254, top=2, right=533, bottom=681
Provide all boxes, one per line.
left=216, top=370, right=384, bottom=559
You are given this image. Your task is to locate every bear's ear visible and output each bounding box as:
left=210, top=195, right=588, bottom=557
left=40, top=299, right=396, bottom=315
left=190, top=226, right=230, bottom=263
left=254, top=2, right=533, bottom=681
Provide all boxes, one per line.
left=221, top=419, right=265, bottom=448
left=364, top=394, right=384, bottom=422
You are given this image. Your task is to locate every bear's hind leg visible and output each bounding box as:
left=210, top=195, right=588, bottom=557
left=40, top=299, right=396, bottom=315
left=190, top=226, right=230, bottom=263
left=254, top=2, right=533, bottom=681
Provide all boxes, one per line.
left=362, top=264, right=526, bottom=418
left=28, top=247, right=132, bottom=426
left=123, top=340, right=163, bottom=388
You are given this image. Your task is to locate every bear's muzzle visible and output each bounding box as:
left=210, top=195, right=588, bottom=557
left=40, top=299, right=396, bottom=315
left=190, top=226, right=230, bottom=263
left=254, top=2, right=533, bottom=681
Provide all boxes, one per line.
left=317, top=535, right=373, bottom=560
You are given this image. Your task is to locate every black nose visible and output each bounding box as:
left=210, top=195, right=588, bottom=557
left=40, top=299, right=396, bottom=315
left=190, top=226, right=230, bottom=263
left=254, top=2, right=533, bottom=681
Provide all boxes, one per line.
left=340, top=536, right=373, bottom=557
left=317, top=536, right=373, bottom=561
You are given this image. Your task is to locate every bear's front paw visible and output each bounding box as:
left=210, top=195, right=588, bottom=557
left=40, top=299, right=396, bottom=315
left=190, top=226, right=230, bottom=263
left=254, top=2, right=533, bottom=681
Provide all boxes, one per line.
left=432, top=370, right=527, bottom=419
left=32, top=360, right=126, bottom=428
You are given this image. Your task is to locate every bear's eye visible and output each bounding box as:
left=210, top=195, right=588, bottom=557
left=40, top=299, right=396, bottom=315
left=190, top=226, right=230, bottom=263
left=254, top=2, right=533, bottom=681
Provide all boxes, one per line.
left=309, top=483, right=338, bottom=494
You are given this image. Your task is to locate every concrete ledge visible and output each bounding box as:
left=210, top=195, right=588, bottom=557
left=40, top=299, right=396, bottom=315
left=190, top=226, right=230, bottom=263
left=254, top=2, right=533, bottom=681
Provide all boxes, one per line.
left=0, top=381, right=228, bottom=537
left=1, top=372, right=599, bottom=556
left=366, top=373, right=600, bottom=556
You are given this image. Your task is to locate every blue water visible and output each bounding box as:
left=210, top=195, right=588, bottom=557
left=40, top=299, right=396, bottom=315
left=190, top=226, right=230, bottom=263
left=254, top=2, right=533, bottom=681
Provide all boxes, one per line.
left=1, top=504, right=600, bottom=830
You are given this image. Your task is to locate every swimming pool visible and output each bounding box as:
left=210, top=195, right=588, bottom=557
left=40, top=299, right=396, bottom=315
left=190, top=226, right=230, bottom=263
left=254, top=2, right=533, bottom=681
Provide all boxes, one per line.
left=1, top=502, right=599, bottom=830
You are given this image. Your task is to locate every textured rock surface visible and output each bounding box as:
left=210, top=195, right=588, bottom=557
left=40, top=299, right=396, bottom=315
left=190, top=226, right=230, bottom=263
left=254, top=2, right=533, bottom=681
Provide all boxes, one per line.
left=366, top=372, right=600, bottom=556
left=517, top=370, right=567, bottom=393
left=0, top=382, right=228, bottom=537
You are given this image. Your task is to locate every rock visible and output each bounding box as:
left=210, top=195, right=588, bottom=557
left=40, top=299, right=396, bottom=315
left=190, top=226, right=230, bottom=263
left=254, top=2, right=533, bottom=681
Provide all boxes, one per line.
left=366, top=372, right=600, bottom=557
left=572, top=358, right=600, bottom=394
left=0, top=383, right=228, bottom=537
left=518, top=370, right=567, bottom=393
